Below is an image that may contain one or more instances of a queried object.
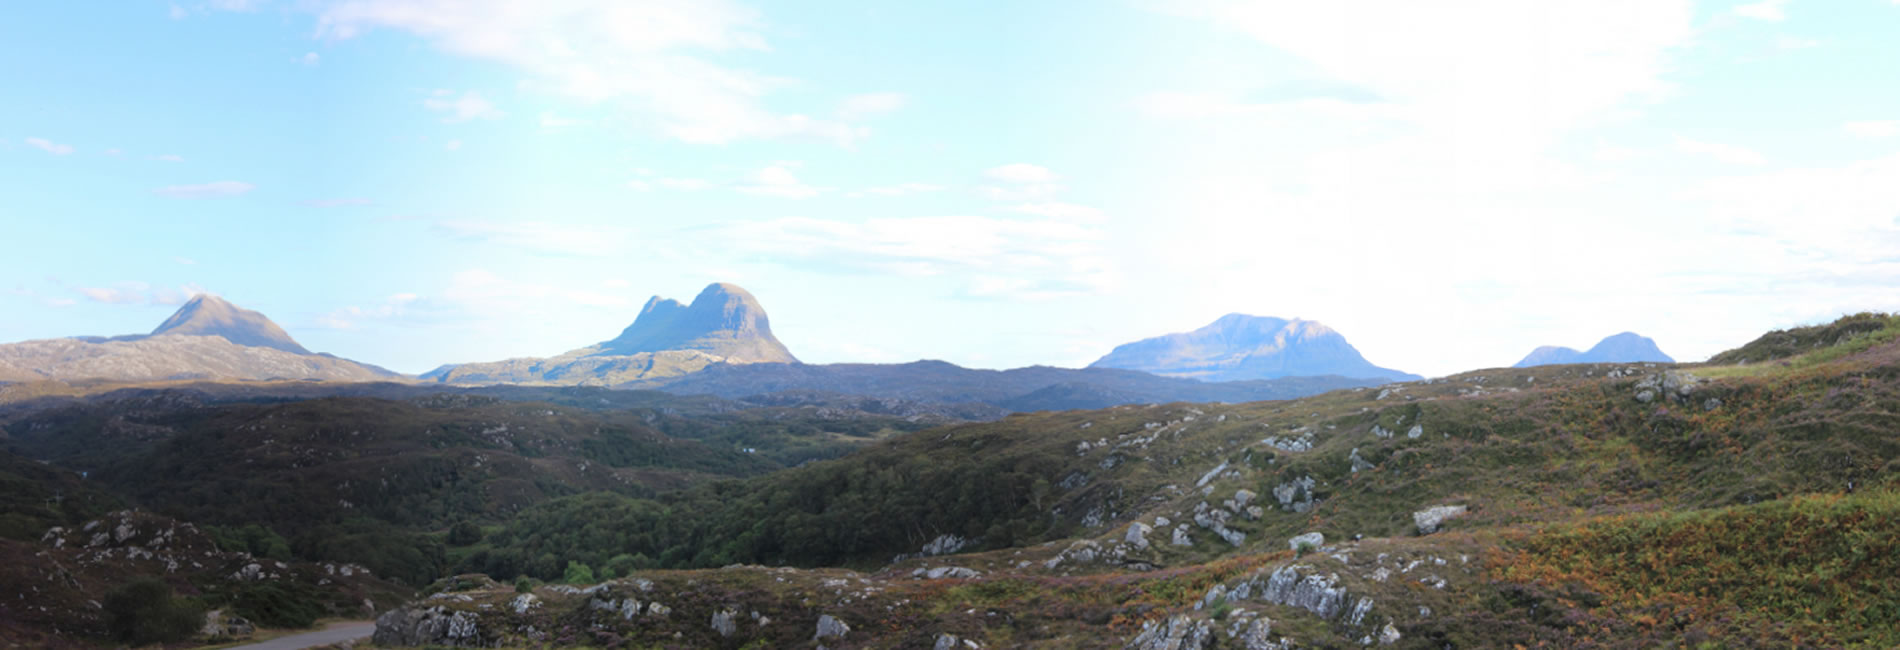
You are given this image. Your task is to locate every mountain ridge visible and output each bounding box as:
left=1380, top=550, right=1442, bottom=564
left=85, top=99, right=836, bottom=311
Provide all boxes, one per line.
left=1513, top=331, right=1673, bottom=367
left=1090, top=313, right=1419, bottom=382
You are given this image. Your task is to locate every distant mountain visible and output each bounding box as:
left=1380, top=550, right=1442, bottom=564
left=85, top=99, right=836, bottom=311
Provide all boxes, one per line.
left=1089, top=314, right=1419, bottom=382
left=1513, top=332, right=1673, bottom=367
left=0, top=295, right=397, bottom=383
left=427, top=282, right=796, bottom=385
left=638, top=359, right=1389, bottom=412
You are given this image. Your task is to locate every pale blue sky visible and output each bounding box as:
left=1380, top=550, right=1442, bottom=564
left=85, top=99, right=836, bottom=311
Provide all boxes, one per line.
left=4, top=0, right=1899, bottom=377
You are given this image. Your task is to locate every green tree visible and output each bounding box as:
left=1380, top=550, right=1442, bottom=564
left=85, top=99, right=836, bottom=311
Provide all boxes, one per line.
left=104, top=577, right=204, bottom=645
left=447, top=520, right=483, bottom=546
left=562, top=560, right=596, bottom=585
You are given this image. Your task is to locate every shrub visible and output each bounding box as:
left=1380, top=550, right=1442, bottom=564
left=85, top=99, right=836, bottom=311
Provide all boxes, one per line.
left=562, top=560, right=596, bottom=585
left=515, top=577, right=533, bottom=594
left=231, top=581, right=323, bottom=629
left=447, top=520, right=484, bottom=546
left=103, top=577, right=204, bottom=645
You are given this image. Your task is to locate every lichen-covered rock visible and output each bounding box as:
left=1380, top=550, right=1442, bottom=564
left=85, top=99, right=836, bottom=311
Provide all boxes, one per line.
left=815, top=613, right=851, bottom=640
left=199, top=609, right=254, bottom=641
left=1379, top=621, right=1402, bottom=645
left=1272, top=476, right=1318, bottom=513
left=711, top=608, right=737, bottom=637
left=1172, top=525, right=1194, bottom=547
left=1413, top=505, right=1467, bottom=535
left=1288, top=532, right=1324, bottom=551
left=1257, top=565, right=1349, bottom=619
left=1126, top=613, right=1215, bottom=649
left=1126, top=522, right=1153, bottom=550
left=372, top=605, right=485, bottom=647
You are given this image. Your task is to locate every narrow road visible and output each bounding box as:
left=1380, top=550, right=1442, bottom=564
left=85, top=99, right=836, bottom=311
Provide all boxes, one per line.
left=226, top=621, right=375, bottom=650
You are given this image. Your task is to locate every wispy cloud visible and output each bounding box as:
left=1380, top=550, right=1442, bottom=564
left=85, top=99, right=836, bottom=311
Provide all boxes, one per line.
left=315, top=293, right=421, bottom=329
left=735, top=165, right=823, bottom=199
left=1735, top=0, right=1788, bottom=21
left=75, top=282, right=207, bottom=306
left=154, top=180, right=255, bottom=199
left=308, top=0, right=871, bottom=145
left=24, top=137, right=74, bottom=155
left=1674, top=134, right=1767, bottom=165
left=837, top=92, right=907, bottom=119
left=423, top=90, right=504, bottom=122
left=299, top=198, right=374, bottom=207
left=984, top=163, right=1056, bottom=184
left=299, top=51, right=321, bottom=65
left=720, top=215, right=1116, bottom=300
left=151, top=154, right=185, bottom=163
left=1844, top=120, right=1899, bottom=138
left=854, top=182, right=944, bottom=197
left=1008, top=201, right=1104, bottom=222
left=434, top=220, right=633, bottom=257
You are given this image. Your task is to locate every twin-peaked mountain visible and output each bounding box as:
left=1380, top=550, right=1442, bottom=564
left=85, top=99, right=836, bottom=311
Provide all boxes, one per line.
left=1513, top=332, right=1673, bottom=367
left=0, top=294, right=395, bottom=383
left=1089, top=314, right=1420, bottom=382
left=424, top=283, right=796, bottom=386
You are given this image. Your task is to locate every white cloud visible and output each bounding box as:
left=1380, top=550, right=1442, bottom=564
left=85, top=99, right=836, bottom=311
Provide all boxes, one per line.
left=300, top=51, right=321, bottom=65
left=443, top=268, right=630, bottom=311
left=1593, top=139, right=1644, bottom=162
left=734, top=165, right=822, bottom=198
left=984, top=163, right=1056, bottom=184
left=1674, top=134, right=1768, bottom=165
left=316, top=293, right=421, bottom=329
left=720, top=215, right=1115, bottom=300
left=837, top=92, right=906, bottom=119
left=1844, top=120, right=1899, bottom=138
left=25, top=137, right=74, bottom=155
left=858, top=182, right=944, bottom=197
left=310, top=0, right=868, bottom=145
left=104, top=148, right=123, bottom=156
left=300, top=198, right=374, bottom=207
left=539, top=112, right=591, bottom=129
left=75, top=282, right=208, bottom=306
left=423, top=90, right=505, bottom=122
left=1775, top=36, right=1821, bottom=50
left=626, top=180, right=652, bottom=191
left=435, top=220, right=633, bottom=256
left=174, top=257, right=197, bottom=266
left=152, top=154, right=185, bottom=162
left=658, top=177, right=713, bottom=191
left=1008, top=202, right=1104, bottom=222
left=444, top=139, right=462, bottom=151
left=169, top=4, right=187, bottom=19
left=1735, top=0, right=1788, bottom=21
left=154, top=181, right=255, bottom=199
left=1153, top=0, right=1693, bottom=151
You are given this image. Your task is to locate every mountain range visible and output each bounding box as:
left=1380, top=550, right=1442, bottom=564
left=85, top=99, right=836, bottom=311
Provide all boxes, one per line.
left=1090, top=314, right=1420, bottom=382
left=1513, top=331, right=1674, bottom=367
left=0, top=295, right=395, bottom=383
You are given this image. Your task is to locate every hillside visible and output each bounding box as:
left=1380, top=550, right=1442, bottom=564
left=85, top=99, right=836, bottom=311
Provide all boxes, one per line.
left=426, top=312, right=1900, bottom=647
left=639, top=359, right=1389, bottom=412
left=1091, top=314, right=1419, bottom=382
left=0, top=295, right=396, bottom=383
left=1514, top=331, right=1674, bottom=367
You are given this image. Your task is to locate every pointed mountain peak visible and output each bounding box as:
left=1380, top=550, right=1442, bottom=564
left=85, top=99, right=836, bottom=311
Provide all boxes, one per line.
left=150, top=294, right=310, bottom=355
left=595, top=282, right=796, bottom=363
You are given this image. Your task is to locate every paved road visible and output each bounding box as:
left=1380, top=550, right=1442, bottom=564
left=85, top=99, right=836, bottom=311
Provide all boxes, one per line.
left=227, top=621, right=375, bottom=650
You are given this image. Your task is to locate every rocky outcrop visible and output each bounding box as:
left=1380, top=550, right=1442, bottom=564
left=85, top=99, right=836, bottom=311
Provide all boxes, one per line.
left=1126, top=614, right=1216, bottom=649
left=1413, top=505, right=1467, bottom=535
left=372, top=606, right=485, bottom=647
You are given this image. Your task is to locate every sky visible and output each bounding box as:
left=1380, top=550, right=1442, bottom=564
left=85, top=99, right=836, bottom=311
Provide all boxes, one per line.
left=3, top=0, right=1899, bottom=378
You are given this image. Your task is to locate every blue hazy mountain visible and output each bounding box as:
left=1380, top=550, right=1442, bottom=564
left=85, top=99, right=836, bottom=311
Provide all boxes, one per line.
left=1513, top=332, right=1673, bottom=367
left=1088, top=314, right=1419, bottom=382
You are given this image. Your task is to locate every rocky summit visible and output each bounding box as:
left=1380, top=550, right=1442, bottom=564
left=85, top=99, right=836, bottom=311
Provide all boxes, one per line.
left=425, top=282, right=796, bottom=386
left=1090, top=314, right=1419, bottom=383
left=594, top=282, right=796, bottom=363
left=0, top=295, right=394, bottom=383
left=1513, top=331, right=1674, bottom=367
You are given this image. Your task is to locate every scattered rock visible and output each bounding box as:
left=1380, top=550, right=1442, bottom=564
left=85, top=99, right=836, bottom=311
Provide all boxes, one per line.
left=1127, top=614, right=1215, bottom=649
left=711, top=608, right=738, bottom=637
left=1126, top=522, right=1153, bottom=550
left=814, top=614, right=851, bottom=641
left=1413, top=505, right=1467, bottom=535
left=1288, top=532, right=1324, bottom=552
